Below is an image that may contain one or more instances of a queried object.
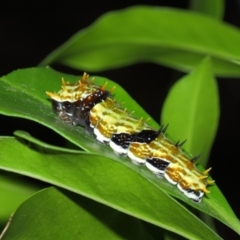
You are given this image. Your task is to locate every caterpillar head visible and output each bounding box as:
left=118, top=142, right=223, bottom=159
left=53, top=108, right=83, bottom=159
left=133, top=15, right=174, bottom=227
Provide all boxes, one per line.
left=46, top=72, right=98, bottom=103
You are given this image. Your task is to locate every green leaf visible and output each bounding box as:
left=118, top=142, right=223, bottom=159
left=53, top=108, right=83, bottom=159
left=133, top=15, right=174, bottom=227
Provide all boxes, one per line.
left=0, top=175, right=39, bottom=221
left=161, top=57, right=219, bottom=167
left=13, top=130, right=84, bottom=154
left=1, top=187, right=155, bottom=240
left=189, top=0, right=225, bottom=19
left=0, top=67, right=239, bottom=236
left=0, top=137, right=221, bottom=240
left=39, top=6, right=240, bottom=77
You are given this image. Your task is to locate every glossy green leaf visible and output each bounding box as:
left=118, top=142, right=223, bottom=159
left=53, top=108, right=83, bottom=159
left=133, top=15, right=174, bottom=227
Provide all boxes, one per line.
left=14, top=130, right=84, bottom=154
left=39, top=6, right=240, bottom=77
left=0, top=68, right=239, bottom=236
left=161, top=57, right=219, bottom=167
left=0, top=175, right=38, bottom=221
left=0, top=138, right=220, bottom=240
left=1, top=187, right=155, bottom=240
left=189, top=0, right=225, bottom=19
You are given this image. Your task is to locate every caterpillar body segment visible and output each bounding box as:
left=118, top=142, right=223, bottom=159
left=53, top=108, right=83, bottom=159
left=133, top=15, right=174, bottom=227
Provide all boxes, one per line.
left=46, top=73, right=213, bottom=203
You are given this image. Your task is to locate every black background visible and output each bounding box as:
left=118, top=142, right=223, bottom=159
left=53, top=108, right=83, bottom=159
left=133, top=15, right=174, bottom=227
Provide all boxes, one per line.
left=1, top=1, right=240, bottom=239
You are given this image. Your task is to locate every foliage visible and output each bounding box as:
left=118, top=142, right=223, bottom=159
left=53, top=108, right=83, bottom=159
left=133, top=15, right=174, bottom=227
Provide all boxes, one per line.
left=1, top=2, right=240, bottom=240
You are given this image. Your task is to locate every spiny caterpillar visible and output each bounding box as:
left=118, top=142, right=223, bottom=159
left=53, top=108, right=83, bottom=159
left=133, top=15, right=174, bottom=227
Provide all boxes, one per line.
left=46, top=73, right=214, bottom=203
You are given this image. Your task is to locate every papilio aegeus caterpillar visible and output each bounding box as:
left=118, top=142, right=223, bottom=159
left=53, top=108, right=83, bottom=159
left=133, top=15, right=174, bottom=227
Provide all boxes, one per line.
left=46, top=73, right=214, bottom=203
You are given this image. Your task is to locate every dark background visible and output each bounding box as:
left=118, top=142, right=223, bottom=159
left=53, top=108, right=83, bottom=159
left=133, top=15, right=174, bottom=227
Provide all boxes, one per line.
left=1, top=1, right=240, bottom=239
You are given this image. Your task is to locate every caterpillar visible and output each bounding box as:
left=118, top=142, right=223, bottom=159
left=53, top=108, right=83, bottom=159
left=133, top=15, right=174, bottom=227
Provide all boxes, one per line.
left=46, top=73, right=214, bottom=203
